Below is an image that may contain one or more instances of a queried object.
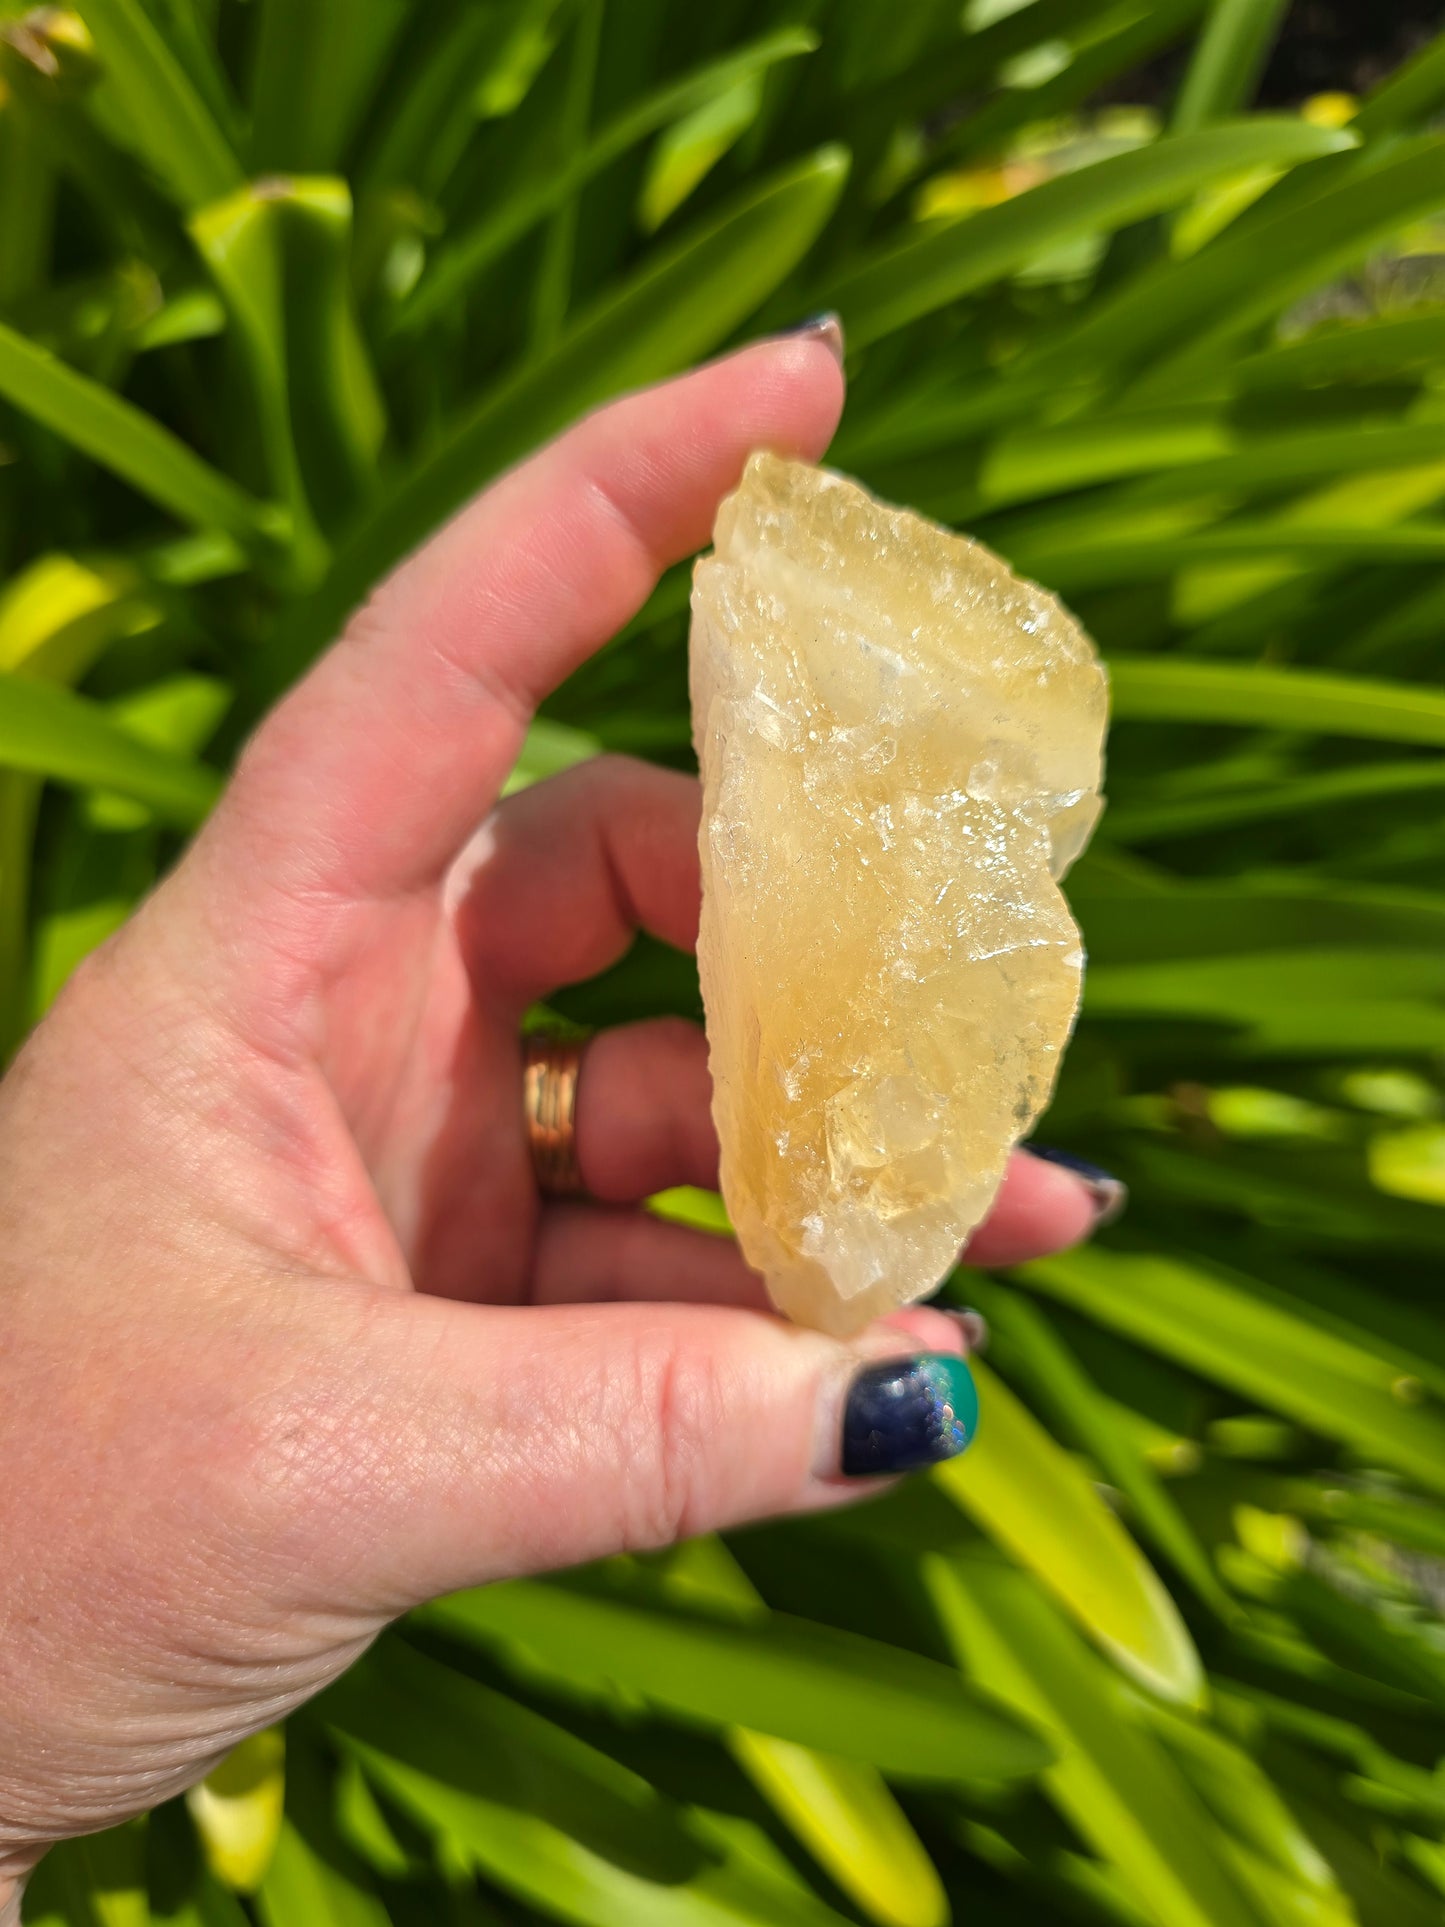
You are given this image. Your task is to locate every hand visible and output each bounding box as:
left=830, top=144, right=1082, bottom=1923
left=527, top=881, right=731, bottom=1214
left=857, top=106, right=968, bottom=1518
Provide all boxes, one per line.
left=0, top=339, right=1112, bottom=1914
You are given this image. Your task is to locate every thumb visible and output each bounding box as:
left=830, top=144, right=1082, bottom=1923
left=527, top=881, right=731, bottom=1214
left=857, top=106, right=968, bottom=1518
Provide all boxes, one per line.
left=295, top=1292, right=976, bottom=1615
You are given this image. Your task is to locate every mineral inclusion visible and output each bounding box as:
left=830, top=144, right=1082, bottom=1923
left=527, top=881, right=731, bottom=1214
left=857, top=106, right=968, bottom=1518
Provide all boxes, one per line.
left=690, top=454, right=1108, bottom=1335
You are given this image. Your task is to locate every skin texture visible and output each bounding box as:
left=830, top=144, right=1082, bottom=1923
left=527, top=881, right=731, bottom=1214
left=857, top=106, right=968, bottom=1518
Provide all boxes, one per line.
left=0, top=343, right=1105, bottom=1919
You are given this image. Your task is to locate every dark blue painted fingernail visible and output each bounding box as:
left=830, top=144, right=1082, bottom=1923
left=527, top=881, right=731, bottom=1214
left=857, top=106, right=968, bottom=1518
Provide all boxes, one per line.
left=841, top=1355, right=978, bottom=1478
left=1027, top=1144, right=1128, bottom=1226
left=779, top=311, right=845, bottom=365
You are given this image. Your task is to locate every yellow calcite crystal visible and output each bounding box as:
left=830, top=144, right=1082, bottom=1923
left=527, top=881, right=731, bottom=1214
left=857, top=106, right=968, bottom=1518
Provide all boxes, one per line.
left=690, top=454, right=1108, bottom=1335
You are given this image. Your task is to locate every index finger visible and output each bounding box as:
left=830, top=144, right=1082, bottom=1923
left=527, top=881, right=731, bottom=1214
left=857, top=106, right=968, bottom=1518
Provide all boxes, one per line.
left=224, top=336, right=845, bottom=905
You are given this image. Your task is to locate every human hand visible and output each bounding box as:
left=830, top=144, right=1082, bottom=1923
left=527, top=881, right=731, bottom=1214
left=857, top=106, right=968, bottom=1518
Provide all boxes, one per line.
left=0, top=336, right=1116, bottom=1916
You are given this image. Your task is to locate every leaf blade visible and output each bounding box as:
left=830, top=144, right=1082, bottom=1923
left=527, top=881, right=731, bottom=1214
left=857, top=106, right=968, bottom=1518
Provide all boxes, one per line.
left=935, top=1361, right=1205, bottom=1704
left=76, top=0, right=241, bottom=208
left=1019, top=1245, right=1445, bottom=1497
left=833, top=118, right=1353, bottom=347
left=0, top=673, right=220, bottom=828
left=1109, top=656, right=1445, bottom=745
left=0, top=317, right=284, bottom=552
left=423, top=1578, right=1051, bottom=1781
left=926, top=1558, right=1276, bottom=1927
left=393, top=27, right=817, bottom=335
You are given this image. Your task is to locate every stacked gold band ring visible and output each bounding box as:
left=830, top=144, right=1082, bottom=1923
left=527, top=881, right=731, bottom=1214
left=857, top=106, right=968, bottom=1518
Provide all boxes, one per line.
left=521, top=1033, right=587, bottom=1196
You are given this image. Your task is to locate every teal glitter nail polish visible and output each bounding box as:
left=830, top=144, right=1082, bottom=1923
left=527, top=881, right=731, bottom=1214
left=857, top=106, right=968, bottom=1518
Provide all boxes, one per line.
left=841, top=1354, right=979, bottom=1477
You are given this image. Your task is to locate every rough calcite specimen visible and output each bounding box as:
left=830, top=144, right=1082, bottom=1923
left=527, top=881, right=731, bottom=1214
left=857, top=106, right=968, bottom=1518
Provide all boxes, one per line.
left=690, top=454, right=1108, bottom=1336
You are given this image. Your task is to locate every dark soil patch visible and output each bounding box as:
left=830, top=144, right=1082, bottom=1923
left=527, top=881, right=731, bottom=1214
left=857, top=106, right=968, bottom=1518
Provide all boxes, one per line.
left=1101, top=0, right=1443, bottom=109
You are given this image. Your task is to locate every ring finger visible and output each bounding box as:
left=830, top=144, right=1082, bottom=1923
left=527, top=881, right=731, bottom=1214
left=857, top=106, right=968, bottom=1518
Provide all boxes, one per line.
left=573, top=1016, right=717, bottom=1201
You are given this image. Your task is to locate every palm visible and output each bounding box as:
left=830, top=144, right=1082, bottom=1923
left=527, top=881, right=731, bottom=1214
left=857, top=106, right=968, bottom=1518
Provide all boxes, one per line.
left=326, top=894, right=535, bottom=1300
left=226, top=740, right=730, bottom=1312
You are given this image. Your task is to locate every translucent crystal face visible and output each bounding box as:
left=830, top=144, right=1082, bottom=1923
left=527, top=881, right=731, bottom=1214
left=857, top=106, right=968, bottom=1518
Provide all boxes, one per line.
left=690, top=454, right=1108, bottom=1335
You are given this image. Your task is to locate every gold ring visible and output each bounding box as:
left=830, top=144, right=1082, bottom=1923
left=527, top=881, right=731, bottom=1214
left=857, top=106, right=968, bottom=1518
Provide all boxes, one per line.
left=522, top=1033, right=587, bottom=1197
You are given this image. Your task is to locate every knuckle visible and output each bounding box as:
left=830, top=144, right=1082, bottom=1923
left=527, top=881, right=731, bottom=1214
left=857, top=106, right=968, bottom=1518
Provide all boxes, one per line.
left=619, top=1329, right=726, bottom=1550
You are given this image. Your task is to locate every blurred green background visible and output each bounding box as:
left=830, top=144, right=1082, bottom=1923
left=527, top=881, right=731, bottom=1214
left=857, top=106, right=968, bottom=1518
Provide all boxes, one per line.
left=4, top=0, right=1445, bottom=1921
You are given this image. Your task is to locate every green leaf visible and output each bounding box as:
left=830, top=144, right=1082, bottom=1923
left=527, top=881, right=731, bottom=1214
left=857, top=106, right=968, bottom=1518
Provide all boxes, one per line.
left=1353, top=27, right=1445, bottom=139
left=530, top=0, right=605, bottom=353
left=148, top=1812, right=251, bottom=1927
left=1012, top=520, right=1445, bottom=589
left=0, top=763, right=37, bottom=1058
left=1233, top=313, right=1445, bottom=390
left=190, top=178, right=377, bottom=551
left=965, top=409, right=1235, bottom=510
left=83, top=1827, right=152, bottom=1927
left=253, top=1821, right=388, bottom=1927
left=393, top=27, right=816, bottom=335
left=503, top=717, right=600, bottom=794
left=269, top=144, right=848, bottom=689
left=274, top=182, right=386, bottom=528
left=0, top=316, right=286, bottom=553
left=0, top=551, right=158, bottom=681
left=1019, top=1245, right=1445, bottom=1498
left=186, top=1730, right=285, bottom=1894
left=108, top=675, right=231, bottom=753
left=931, top=0, right=1212, bottom=176
left=358, top=0, right=565, bottom=203
left=1370, top=1123, right=1445, bottom=1206
left=986, top=418, right=1445, bottom=528
left=247, top=0, right=409, bottom=173
left=1285, top=1790, right=1444, bottom=1927
left=0, top=76, right=56, bottom=308
left=25, top=795, right=157, bottom=1023
left=1271, top=1567, right=1445, bottom=1714
left=1109, top=655, right=1445, bottom=746
left=1068, top=866, right=1445, bottom=962
left=1275, top=1481, right=1445, bottom=1561
left=1137, top=1697, right=1341, bottom=1898
left=1170, top=0, right=1291, bottom=132
left=24, top=1827, right=151, bottom=1927
left=649, top=1538, right=948, bottom=1927
left=933, top=1361, right=1204, bottom=1704
left=832, top=118, right=1353, bottom=346
left=87, top=672, right=231, bottom=829
left=639, top=74, right=763, bottom=233
left=423, top=1576, right=1050, bottom=1781
left=728, top=1736, right=948, bottom=1927
left=965, top=1281, right=1236, bottom=1621
left=76, top=0, right=241, bottom=208
left=1084, top=946, right=1445, bottom=1052
left=925, top=1557, right=1274, bottom=1927
left=841, top=0, right=1150, bottom=143
left=0, top=672, right=220, bottom=827
left=1105, top=756, right=1445, bottom=842
left=1024, top=135, right=1445, bottom=388
left=328, top=1639, right=858, bottom=1927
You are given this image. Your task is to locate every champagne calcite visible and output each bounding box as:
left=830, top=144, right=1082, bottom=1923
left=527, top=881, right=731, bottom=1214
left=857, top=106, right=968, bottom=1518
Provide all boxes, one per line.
left=689, top=454, right=1107, bottom=1336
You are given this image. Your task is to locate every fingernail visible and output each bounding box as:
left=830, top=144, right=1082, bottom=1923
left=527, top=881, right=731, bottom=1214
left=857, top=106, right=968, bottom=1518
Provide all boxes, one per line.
left=941, top=1307, right=989, bottom=1353
left=780, top=311, right=845, bottom=366
left=1027, top=1144, right=1128, bottom=1227
left=841, top=1354, right=978, bottom=1478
